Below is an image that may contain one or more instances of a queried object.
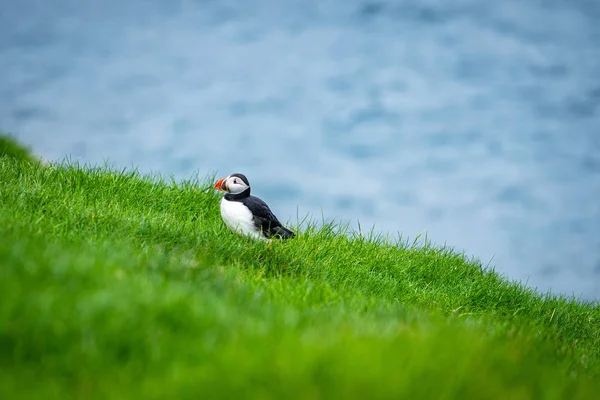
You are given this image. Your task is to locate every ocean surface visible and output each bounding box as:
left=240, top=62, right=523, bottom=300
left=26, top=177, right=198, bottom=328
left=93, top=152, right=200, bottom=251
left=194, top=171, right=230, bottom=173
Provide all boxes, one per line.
left=1, top=0, right=599, bottom=301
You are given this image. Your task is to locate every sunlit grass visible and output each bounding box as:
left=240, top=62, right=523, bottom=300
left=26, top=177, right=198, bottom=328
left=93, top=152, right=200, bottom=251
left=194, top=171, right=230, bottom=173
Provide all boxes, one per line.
left=1, top=143, right=599, bottom=399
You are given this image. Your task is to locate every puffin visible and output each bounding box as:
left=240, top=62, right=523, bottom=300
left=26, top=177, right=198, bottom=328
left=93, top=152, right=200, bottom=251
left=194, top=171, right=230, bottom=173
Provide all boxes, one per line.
left=213, top=173, right=295, bottom=240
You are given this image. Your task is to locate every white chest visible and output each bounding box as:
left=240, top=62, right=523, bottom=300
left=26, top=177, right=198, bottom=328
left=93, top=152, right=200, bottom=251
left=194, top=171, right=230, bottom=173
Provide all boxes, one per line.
left=220, top=198, right=265, bottom=240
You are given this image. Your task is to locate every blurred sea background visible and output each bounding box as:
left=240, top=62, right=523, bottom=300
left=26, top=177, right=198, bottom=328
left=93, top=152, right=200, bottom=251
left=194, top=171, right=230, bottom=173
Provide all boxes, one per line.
left=1, top=0, right=599, bottom=301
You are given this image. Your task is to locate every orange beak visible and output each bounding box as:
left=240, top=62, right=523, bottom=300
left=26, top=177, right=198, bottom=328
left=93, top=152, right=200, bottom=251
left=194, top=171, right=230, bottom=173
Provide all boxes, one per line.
left=214, top=177, right=228, bottom=192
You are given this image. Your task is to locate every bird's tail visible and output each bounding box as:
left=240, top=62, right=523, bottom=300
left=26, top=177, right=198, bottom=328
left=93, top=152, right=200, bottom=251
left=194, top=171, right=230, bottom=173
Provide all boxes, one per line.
left=271, top=226, right=295, bottom=239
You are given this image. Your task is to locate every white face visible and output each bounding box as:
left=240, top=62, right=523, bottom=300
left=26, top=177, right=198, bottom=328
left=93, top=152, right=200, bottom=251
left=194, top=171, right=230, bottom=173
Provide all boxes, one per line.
left=225, top=175, right=250, bottom=194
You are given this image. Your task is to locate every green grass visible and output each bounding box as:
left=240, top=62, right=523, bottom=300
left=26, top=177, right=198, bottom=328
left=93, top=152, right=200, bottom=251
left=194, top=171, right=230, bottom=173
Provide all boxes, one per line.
left=1, top=137, right=599, bottom=399
left=0, top=134, right=40, bottom=164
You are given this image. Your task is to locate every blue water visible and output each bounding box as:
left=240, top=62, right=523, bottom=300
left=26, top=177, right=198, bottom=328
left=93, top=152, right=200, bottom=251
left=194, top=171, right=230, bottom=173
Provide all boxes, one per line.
left=1, top=0, right=599, bottom=301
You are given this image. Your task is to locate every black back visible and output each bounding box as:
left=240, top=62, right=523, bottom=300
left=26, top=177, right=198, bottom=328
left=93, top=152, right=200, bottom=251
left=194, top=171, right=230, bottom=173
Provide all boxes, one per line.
left=243, top=196, right=295, bottom=239
left=225, top=190, right=295, bottom=239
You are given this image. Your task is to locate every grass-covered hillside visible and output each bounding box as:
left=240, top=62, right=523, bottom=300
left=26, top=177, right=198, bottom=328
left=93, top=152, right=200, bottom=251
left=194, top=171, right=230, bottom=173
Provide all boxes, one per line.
left=1, top=136, right=599, bottom=399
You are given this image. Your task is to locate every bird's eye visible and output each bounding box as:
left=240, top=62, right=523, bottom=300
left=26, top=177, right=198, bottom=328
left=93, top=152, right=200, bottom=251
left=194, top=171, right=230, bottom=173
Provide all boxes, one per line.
left=233, top=179, right=238, bottom=184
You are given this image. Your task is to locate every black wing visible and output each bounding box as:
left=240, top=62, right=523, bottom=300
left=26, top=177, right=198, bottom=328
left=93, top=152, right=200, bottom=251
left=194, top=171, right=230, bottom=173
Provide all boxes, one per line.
left=242, top=196, right=295, bottom=239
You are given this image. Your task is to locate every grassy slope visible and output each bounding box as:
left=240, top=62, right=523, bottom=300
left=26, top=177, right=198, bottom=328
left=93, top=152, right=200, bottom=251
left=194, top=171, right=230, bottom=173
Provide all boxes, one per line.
left=0, top=135, right=41, bottom=165
left=1, top=150, right=599, bottom=399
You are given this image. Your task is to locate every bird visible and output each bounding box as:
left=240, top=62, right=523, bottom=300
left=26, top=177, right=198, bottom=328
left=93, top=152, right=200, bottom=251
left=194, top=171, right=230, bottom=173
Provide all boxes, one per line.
left=213, top=173, right=295, bottom=240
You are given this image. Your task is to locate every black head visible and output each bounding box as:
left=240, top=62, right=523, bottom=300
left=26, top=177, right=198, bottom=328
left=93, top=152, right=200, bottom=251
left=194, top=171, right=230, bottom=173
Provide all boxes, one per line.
left=214, top=173, right=251, bottom=197
left=229, top=173, right=250, bottom=186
